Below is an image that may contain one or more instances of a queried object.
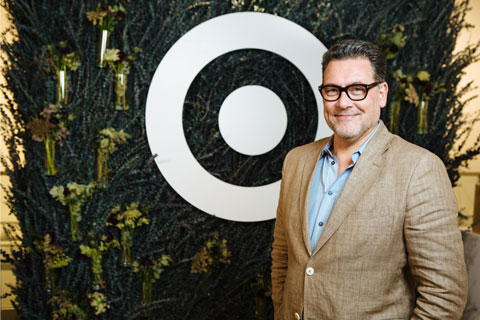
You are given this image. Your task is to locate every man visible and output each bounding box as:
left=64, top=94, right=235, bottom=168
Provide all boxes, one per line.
left=271, top=39, right=467, bottom=320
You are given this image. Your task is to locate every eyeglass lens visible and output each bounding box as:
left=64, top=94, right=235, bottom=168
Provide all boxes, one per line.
left=321, top=84, right=368, bottom=101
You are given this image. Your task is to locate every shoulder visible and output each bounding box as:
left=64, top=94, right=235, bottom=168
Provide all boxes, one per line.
left=366, top=124, right=448, bottom=176
left=384, top=134, right=448, bottom=179
left=388, top=134, right=442, bottom=163
left=368, top=122, right=441, bottom=164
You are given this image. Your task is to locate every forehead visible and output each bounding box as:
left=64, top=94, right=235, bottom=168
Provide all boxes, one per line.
left=323, top=58, right=375, bottom=84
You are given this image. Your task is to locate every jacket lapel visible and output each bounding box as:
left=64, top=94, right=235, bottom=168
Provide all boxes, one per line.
left=299, top=139, right=328, bottom=256
left=312, top=123, right=392, bottom=255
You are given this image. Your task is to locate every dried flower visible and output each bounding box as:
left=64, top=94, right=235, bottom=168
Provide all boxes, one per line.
left=44, top=41, right=82, bottom=74
left=404, top=83, right=419, bottom=105
left=377, top=24, right=407, bottom=60
left=103, top=47, right=140, bottom=75
left=107, top=212, right=120, bottom=226
left=231, top=0, right=245, bottom=9
left=86, top=6, right=107, bottom=27
left=417, top=70, right=431, bottom=82
left=86, top=4, right=126, bottom=32
left=64, top=52, right=81, bottom=71
left=80, top=238, right=119, bottom=287
left=63, top=187, right=71, bottom=197
left=48, top=292, right=87, bottom=320
left=253, top=5, right=265, bottom=12
left=98, top=128, right=131, bottom=155
left=116, top=10, right=125, bottom=19
left=388, top=44, right=399, bottom=54
left=40, top=104, right=60, bottom=117
left=50, top=181, right=97, bottom=222
left=118, top=51, right=127, bottom=62
left=27, top=117, right=53, bottom=142
left=422, top=82, right=433, bottom=94
left=103, top=49, right=120, bottom=63
left=34, top=234, right=72, bottom=270
left=50, top=181, right=96, bottom=241
left=54, top=125, right=69, bottom=146
left=389, top=67, right=445, bottom=134
left=251, top=272, right=272, bottom=299
left=191, top=233, right=231, bottom=274
left=393, top=68, right=444, bottom=106
left=28, top=104, right=73, bottom=145
left=107, top=203, right=149, bottom=230
left=133, top=254, right=172, bottom=283
left=96, top=128, right=130, bottom=185
left=107, top=203, right=149, bottom=265
left=87, top=292, right=109, bottom=315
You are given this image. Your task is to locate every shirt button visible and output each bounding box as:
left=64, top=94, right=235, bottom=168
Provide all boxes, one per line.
left=330, top=160, right=335, bottom=165
left=306, top=267, right=314, bottom=276
left=295, top=312, right=301, bottom=320
left=318, top=221, right=324, bottom=227
left=327, top=191, right=333, bottom=196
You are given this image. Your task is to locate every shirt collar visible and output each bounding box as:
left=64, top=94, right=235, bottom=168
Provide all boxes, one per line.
left=321, top=121, right=382, bottom=164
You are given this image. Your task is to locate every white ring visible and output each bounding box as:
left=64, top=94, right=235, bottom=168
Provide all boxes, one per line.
left=145, top=12, right=329, bottom=222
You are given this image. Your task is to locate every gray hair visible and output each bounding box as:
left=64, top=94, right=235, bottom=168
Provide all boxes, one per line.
left=322, top=39, right=387, bottom=82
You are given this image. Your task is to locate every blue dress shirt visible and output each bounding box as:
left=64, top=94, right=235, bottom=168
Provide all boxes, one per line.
left=308, top=122, right=381, bottom=250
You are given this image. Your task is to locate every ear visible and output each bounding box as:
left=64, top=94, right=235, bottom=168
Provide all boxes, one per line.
left=378, top=82, right=389, bottom=108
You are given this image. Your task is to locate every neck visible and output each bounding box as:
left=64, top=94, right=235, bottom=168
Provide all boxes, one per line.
left=330, top=140, right=354, bottom=177
left=331, top=124, right=377, bottom=170
left=332, top=135, right=364, bottom=158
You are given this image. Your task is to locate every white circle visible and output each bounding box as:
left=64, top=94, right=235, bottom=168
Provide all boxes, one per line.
left=145, top=12, right=330, bottom=222
left=218, top=85, right=288, bottom=156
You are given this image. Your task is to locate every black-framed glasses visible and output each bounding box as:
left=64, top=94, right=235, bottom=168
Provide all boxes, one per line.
left=318, top=82, right=381, bottom=102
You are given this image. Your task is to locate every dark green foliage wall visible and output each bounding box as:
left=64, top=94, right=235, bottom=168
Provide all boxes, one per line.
left=1, top=0, right=479, bottom=319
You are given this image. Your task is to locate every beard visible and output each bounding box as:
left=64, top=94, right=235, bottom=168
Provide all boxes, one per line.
left=326, top=112, right=379, bottom=141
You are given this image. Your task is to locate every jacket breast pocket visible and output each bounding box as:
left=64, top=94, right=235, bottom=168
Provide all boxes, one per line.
left=333, top=211, right=398, bottom=260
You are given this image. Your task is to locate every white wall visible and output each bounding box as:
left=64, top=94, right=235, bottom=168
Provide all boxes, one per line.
left=0, top=4, right=18, bottom=313
left=453, top=0, right=480, bottom=225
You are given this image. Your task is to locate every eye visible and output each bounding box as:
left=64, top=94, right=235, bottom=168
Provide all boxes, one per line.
left=322, top=86, right=339, bottom=96
left=348, top=85, right=366, bottom=96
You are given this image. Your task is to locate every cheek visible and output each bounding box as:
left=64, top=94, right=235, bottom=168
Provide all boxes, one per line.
left=358, top=98, right=380, bottom=114
left=323, top=103, right=335, bottom=117
left=365, top=105, right=381, bottom=121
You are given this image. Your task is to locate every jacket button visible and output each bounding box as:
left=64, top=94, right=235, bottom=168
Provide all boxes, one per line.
left=294, top=312, right=301, bottom=320
left=306, top=267, right=314, bottom=276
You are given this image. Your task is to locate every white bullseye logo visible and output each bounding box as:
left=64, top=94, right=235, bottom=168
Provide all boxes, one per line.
left=145, top=12, right=329, bottom=222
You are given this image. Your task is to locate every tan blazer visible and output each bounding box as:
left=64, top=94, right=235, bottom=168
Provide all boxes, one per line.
left=271, top=123, right=468, bottom=320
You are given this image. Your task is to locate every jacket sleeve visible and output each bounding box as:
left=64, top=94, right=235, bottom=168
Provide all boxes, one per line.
left=271, top=154, right=290, bottom=318
left=405, top=153, right=468, bottom=319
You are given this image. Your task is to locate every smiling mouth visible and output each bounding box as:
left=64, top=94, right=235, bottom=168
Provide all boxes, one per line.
left=335, top=114, right=359, bottom=119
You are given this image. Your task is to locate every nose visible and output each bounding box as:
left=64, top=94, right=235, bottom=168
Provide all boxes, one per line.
left=336, top=90, right=353, bottom=108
